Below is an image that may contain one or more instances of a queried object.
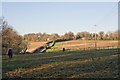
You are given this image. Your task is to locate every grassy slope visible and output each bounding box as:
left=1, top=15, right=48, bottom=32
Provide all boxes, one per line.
left=46, top=40, right=118, bottom=52
left=27, top=40, right=118, bottom=53
left=2, top=48, right=119, bottom=78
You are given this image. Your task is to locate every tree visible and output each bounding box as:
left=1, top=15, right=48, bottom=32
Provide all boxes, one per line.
left=36, top=32, right=43, bottom=41
left=108, top=31, right=114, bottom=40
left=98, top=31, right=104, bottom=40
left=2, top=21, right=27, bottom=54
left=92, top=33, right=98, bottom=40
left=42, top=33, right=50, bottom=41
left=75, top=32, right=82, bottom=40
left=49, top=33, right=60, bottom=40
left=83, top=32, right=90, bottom=40
left=104, top=33, right=109, bottom=40
left=63, top=31, right=74, bottom=40
left=113, top=31, right=118, bottom=40
left=89, top=33, right=93, bottom=40
left=0, top=17, right=2, bottom=54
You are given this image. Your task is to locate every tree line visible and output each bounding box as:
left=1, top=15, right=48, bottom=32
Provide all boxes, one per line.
left=24, top=30, right=119, bottom=42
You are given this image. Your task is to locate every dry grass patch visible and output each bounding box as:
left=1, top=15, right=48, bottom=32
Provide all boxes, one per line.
left=6, top=54, right=118, bottom=78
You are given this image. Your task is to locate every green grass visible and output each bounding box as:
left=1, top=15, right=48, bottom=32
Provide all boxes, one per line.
left=46, top=40, right=118, bottom=53
left=46, top=42, right=62, bottom=52
left=2, top=48, right=119, bottom=78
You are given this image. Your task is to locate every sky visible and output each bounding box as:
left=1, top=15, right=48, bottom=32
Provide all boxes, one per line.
left=1, top=2, right=118, bottom=35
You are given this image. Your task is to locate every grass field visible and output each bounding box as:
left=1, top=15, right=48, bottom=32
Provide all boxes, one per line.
left=26, top=40, right=118, bottom=53
left=46, top=40, right=118, bottom=52
left=2, top=48, right=119, bottom=78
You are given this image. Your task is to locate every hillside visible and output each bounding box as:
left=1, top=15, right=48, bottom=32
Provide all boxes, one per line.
left=26, top=40, right=53, bottom=53
left=26, top=40, right=118, bottom=53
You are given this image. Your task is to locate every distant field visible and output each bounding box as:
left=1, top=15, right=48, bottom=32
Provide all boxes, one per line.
left=2, top=48, right=119, bottom=78
left=27, top=40, right=118, bottom=53
left=47, top=40, right=118, bottom=52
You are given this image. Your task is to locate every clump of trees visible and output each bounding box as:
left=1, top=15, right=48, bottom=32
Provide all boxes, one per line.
left=1, top=20, right=28, bottom=54
left=23, top=31, right=119, bottom=42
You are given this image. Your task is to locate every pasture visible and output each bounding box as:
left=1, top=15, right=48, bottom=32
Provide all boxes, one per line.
left=2, top=48, right=119, bottom=78
left=25, top=40, right=118, bottom=53
left=46, top=40, right=118, bottom=52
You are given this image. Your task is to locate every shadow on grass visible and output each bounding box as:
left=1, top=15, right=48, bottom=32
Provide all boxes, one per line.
left=2, top=48, right=119, bottom=78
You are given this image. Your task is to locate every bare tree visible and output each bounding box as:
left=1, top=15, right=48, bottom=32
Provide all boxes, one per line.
left=2, top=21, right=27, bottom=54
